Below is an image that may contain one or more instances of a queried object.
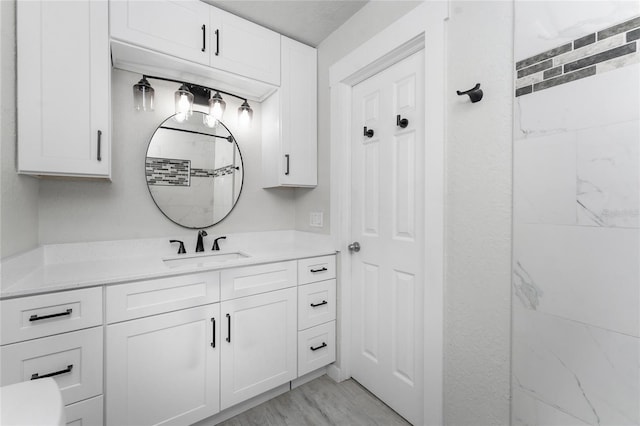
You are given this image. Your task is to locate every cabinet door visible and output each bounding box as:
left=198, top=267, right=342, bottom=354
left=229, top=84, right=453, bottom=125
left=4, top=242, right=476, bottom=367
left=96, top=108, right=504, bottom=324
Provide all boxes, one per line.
left=220, top=287, right=297, bottom=409
left=17, top=0, right=110, bottom=178
left=106, top=304, right=220, bottom=426
left=110, top=0, right=210, bottom=65
left=211, top=9, right=281, bottom=85
left=279, top=36, right=317, bottom=186
left=262, top=37, right=317, bottom=188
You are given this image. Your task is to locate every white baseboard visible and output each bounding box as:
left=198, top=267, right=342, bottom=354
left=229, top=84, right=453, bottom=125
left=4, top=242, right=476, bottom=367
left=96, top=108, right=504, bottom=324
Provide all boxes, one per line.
left=327, top=364, right=347, bottom=382
left=291, top=366, right=327, bottom=389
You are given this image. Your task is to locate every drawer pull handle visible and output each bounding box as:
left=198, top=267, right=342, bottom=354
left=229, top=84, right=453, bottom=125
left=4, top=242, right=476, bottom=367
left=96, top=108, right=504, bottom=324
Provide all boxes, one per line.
left=31, top=364, right=73, bottom=380
left=211, top=317, right=216, bottom=348
left=310, top=342, right=327, bottom=351
left=310, top=300, right=328, bottom=308
left=226, top=313, right=231, bottom=343
left=29, top=308, right=72, bottom=322
left=310, top=267, right=327, bottom=273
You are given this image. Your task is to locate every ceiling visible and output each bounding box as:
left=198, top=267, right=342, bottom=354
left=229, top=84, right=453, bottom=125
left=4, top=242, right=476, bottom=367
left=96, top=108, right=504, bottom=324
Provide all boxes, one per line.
left=203, top=1, right=369, bottom=47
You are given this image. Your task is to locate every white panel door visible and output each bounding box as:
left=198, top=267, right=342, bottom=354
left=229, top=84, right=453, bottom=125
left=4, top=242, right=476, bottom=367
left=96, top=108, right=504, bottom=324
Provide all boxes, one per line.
left=350, top=50, right=425, bottom=425
left=17, top=0, right=110, bottom=177
left=220, top=287, right=297, bottom=409
left=110, top=0, right=210, bottom=65
left=106, top=304, right=220, bottom=426
left=211, top=9, right=281, bottom=85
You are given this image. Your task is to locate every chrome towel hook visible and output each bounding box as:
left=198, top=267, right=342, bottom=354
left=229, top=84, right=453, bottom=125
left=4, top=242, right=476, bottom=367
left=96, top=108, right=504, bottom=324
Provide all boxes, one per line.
left=456, top=83, right=483, bottom=103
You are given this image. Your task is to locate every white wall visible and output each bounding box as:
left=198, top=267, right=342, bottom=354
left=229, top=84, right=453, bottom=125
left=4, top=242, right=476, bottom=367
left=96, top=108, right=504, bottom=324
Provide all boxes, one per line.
left=36, top=69, right=296, bottom=245
left=296, top=1, right=423, bottom=234
left=0, top=0, right=39, bottom=258
left=445, top=2, right=513, bottom=424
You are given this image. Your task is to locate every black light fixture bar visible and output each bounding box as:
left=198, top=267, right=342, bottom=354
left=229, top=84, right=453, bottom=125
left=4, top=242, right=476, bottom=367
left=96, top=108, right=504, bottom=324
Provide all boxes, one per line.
left=143, top=74, right=247, bottom=103
left=160, top=125, right=235, bottom=143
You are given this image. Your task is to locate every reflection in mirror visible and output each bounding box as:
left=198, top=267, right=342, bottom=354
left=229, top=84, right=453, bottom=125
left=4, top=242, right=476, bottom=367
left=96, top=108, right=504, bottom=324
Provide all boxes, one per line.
left=145, top=112, right=243, bottom=228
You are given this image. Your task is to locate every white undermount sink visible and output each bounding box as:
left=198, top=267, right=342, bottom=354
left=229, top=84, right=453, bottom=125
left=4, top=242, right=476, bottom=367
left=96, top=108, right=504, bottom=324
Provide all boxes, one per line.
left=163, top=252, right=250, bottom=269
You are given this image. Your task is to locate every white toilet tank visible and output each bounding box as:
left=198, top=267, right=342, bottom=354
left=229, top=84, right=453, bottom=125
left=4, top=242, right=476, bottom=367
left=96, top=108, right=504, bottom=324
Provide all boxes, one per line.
left=0, top=378, right=65, bottom=426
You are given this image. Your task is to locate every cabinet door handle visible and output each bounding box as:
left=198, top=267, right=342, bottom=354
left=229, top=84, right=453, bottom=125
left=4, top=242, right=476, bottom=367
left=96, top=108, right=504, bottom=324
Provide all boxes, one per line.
left=310, top=342, right=327, bottom=352
left=310, top=300, right=328, bottom=308
left=226, top=313, right=231, bottom=342
left=211, top=317, right=216, bottom=348
left=310, top=267, right=327, bottom=273
left=215, top=29, right=219, bottom=56
left=29, top=308, right=72, bottom=322
left=285, top=154, right=290, bottom=175
left=201, top=25, right=206, bottom=52
left=31, top=364, right=73, bottom=380
left=97, top=130, right=102, bottom=162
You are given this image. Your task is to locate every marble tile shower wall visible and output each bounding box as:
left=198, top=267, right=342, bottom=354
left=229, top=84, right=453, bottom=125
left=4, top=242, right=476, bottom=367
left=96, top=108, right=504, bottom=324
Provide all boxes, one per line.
left=512, top=2, right=639, bottom=425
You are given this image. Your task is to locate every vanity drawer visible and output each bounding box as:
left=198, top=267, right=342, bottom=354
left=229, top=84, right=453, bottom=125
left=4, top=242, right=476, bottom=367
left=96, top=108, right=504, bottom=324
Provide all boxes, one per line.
left=298, top=255, right=336, bottom=285
left=1, top=287, right=103, bottom=345
left=297, top=321, right=336, bottom=377
left=66, top=395, right=104, bottom=426
left=221, top=261, right=296, bottom=300
left=106, top=271, right=220, bottom=323
left=298, top=279, right=336, bottom=330
left=0, top=327, right=103, bottom=406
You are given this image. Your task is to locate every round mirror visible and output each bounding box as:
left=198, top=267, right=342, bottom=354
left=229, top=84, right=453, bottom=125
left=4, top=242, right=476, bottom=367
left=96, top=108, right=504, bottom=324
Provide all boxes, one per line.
left=145, top=112, right=244, bottom=228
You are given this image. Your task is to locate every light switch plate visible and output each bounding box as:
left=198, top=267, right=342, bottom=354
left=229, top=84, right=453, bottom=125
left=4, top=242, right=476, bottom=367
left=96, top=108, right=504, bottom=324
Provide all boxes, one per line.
left=309, top=212, right=323, bottom=227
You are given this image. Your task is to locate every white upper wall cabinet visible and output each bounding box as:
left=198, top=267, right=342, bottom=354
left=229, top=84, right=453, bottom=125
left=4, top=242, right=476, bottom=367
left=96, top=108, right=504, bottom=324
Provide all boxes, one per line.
left=262, top=36, right=317, bottom=188
left=110, top=0, right=211, bottom=66
left=213, top=9, right=281, bottom=86
left=17, top=0, right=111, bottom=178
left=110, top=0, right=281, bottom=86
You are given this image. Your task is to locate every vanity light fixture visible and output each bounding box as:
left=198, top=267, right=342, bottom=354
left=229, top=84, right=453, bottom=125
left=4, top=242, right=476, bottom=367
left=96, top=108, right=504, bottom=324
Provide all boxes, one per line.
left=238, top=100, right=253, bottom=128
left=174, top=84, right=194, bottom=122
left=131, top=74, right=254, bottom=128
left=133, top=76, right=154, bottom=111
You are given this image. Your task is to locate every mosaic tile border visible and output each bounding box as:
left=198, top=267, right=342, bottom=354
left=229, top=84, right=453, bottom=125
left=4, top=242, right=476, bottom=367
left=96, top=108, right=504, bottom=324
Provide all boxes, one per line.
left=515, top=16, right=640, bottom=97
left=146, top=158, right=190, bottom=186
left=147, top=157, right=239, bottom=186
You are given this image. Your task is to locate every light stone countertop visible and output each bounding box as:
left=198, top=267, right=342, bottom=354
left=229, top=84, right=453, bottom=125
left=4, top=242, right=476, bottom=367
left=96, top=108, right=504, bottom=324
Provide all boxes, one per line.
left=0, top=231, right=337, bottom=299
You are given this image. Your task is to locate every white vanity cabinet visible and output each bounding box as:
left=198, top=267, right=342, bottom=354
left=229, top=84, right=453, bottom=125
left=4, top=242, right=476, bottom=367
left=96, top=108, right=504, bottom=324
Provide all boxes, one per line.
left=262, top=36, right=317, bottom=188
left=0, top=288, right=105, bottom=426
left=17, top=0, right=110, bottom=179
left=110, top=0, right=281, bottom=86
left=106, top=304, right=221, bottom=426
left=105, top=272, right=221, bottom=426
left=219, top=261, right=298, bottom=409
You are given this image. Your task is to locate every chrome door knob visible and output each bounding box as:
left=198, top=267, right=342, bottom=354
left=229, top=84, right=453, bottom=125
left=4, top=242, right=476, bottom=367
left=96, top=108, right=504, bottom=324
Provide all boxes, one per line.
left=348, top=242, right=361, bottom=253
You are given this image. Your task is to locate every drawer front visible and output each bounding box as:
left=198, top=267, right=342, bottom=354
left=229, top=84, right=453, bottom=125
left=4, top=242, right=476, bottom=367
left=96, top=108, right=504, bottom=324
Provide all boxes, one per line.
left=298, top=279, right=336, bottom=330
left=66, top=395, right=103, bottom=426
left=298, top=255, right=336, bottom=285
left=1, top=327, right=103, bottom=406
left=1, top=287, right=103, bottom=345
left=106, top=272, right=220, bottom=323
left=297, top=321, right=336, bottom=377
left=221, top=261, right=296, bottom=300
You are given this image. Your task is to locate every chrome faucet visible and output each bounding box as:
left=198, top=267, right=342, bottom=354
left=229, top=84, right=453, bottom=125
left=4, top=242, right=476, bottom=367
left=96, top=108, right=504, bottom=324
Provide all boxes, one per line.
left=212, top=236, right=226, bottom=251
left=196, top=230, right=208, bottom=252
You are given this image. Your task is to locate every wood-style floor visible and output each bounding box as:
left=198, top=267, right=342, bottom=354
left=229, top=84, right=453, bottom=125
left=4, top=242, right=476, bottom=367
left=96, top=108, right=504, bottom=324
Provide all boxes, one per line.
left=218, top=375, right=410, bottom=426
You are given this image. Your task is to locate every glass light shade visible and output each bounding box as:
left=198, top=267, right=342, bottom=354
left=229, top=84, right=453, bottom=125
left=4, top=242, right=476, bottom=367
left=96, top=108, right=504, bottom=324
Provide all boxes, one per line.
left=237, top=100, right=253, bottom=128
left=133, top=77, right=154, bottom=111
left=174, top=84, right=194, bottom=118
left=208, top=91, right=226, bottom=120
